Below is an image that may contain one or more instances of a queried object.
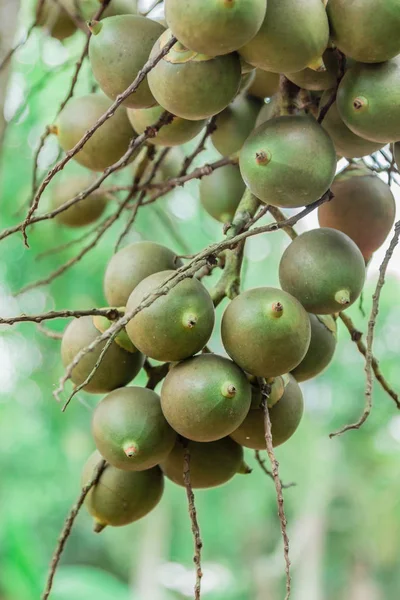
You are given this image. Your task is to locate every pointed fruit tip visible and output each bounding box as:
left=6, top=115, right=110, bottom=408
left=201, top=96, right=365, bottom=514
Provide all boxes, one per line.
left=335, top=289, right=351, bottom=306
left=238, top=461, right=252, bottom=475
left=87, top=20, right=102, bottom=35
left=93, top=521, right=106, bottom=533
left=123, top=443, right=139, bottom=458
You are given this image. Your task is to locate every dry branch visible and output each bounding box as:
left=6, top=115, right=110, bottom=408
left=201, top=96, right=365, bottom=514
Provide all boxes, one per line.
left=254, top=451, right=296, bottom=490
left=0, top=307, right=122, bottom=326
left=183, top=444, right=203, bottom=600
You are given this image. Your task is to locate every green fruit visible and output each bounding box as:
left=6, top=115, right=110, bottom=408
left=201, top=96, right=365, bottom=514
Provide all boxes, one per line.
left=249, top=374, right=290, bottom=409
left=88, top=16, right=165, bottom=109
left=318, top=166, right=396, bottom=261
left=255, top=97, right=278, bottom=127
left=104, top=241, right=183, bottom=308
left=395, top=143, right=400, bottom=167
left=92, top=387, right=176, bottom=471
left=319, top=91, right=385, bottom=158
left=51, top=174, right=107, bottom=227
left=238, top=70, right=256, bottom=94
left=285, top=50, right=340, bottom=91
left=337, top=57, right=400, bottom=143
left=126, top=270, right=215, bottom=362
left=239, top=116, right=336, bottom=208
left=56, top=94, right=135, bottom=171
left=211, top=95, right=262, bottom=156
left=127, top=105, right=206, bottom=147
left=230, top=374, right=303, bottom=448
left=160, top=354, right=252, bottom=442
left=221, top=287, right=311, bottom=378
left=291, top=314, right=337, bottom=382
left=164, top=0, right=266, bottom=56
left=80, top=0, right=138, bottom=19
left=239, top=0, right=329, bottom=73
left=279, top=228, right=366, bottom=314
left=199, top=163, right=245, bottom=223
left=161, top=437, right=250, bottom=489
left=37, top=0, right=77, bottom=40
left=82, top=451, right=164, bottom=531
left=248, top=69, right=280, bottom=99
left=147, top=30, right=242, bottom=121
left=61, top=315, right=144, bottom=393
left=327, top=0, right=400, bottom=63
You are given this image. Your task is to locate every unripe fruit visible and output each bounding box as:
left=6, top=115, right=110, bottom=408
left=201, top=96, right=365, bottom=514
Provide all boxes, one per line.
left=51, top=175, right=107, bottom=227
left=36, top=0, right=76, bottom=41
left=80, top=0, right=138, bottom=19
left=211, top=95, right=262, bottom=157
left=395, top=143, right=400, bottom=168
left=160, top=354, right=252, bottom=442
left=285, top=50, right=340, bottom=92
left=248, top=69, right=280, bottom=99
left=199, top=164, right=246, bottom=223
left=291, top=314, right=337, bottom=382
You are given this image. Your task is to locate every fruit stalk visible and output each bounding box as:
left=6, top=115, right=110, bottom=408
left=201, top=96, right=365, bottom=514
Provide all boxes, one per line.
left=182, top=443, right=203, bottom=600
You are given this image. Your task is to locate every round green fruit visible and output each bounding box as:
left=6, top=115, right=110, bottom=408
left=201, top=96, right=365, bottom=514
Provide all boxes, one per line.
left=82, top=451, right=164, bottom=531
left=147, top=30, right=242, bottom=121
left=88, top=16, right=165, bottom=108
left=248, top=69, right=280, bottom=99
left=318, top=166, right=396, bottom=261
left=337, top=57, right=400, bottom=143
left=61, top=315, right=144, bottom=393
left=239, top=0, right=329, bottom=73
left=279, top=228, right=366, bottom=315
left=92, top=386, right=176, bottom=471
left=211, top=95, right=262, bottom=156
left=161, top=437, right=250, bottom=489
left=285, top=50, right=340, bottom=92
left=160, top=353, right=251, bottom=442
left=239, top=116, right=336, bottom=208
left=164, top=0, right=266, bottom=56
left=230, top=374, right=303, bottom=449
left=80, top=0, right=138, bottom=19
left=221, top=287, right=311, bottom=378
left=51, top=174, right=107, bottom=227
left=199, top=163, right=245, bottom=223
left=126, top=270, right=215, bottom=362
left=37, top=0, right=77, bottom=40
left=56, top=94, right=135, bottom=171
left=327, top=0, right=400, bottom=63
left=127, top=105, right=206, bottom=147
left=291, top=314, right=337, bottom=382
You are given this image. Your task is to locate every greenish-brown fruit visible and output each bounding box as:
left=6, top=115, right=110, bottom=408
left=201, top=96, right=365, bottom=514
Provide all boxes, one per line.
left=127, top=105, right=206, bottom=147
left=56, top=94, right=135, bottom=171
left=80, top=0, right=138, bottom=19
left=104, top=241, right=183, bottom=307
left=82, top=451, right=164, bottom=531
left=395, top=143, right=400, bottom=168
left=249, top=374, right=290, bottom=410
left=211, top=95, right=262, bottom=156
left=239, top=116, right=336, bottom=208
left=51, top=175, right=107, bottom=227
left=255, top=97, right=278, bottom=127
left=88, top=16, right=165, bottom=108
left=92, top=387, right=176, bottom=471
left=161, top=354, right=251, bottom=442
left=199, top=163, right=245, bottom=223
left=231, top=374, right=303, bottom=448
left=221, top=287, right=311, bottom=378
left=61, top=315, right=144, bottom=393
left=126, top=270, right=215, bottom=361
left=239, top=0, right=329, bottom=74
left=318, top=166, right=396, bottom=261
left=248, top=69, right=280, bottom=99
left=285, top=50, right=340, bottom=91
left=164, top=0, right=266, bottom=56
left=240, top=57, right=256, bottom=75
left=279, top=228, right=366, bottom=315
left=291, top=314, right=337, bottom=382
left=238, top=70, right=256, bottom=94
left=319, top=91, right=385, bottom=158
left=327, top=0, right=400, bottom=63
left=36, top=0, right=77, bottom=40
left=336, top=57, right=400, bottom=143
left=147, top=30, right=242, bottom=121
left=161, top=437, right=250, bottom=489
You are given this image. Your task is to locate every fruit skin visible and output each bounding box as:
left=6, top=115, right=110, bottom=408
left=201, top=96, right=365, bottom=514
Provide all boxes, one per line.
left=279, top=228, right=366, bottom=315
left=148, top=30, right=242, bottom=121
left=285, top=50, right=339, bottom=91
left=92, top=387, right=176, bottom=471
left=239, top=116, right=336, bottom=208
left=239, top=0, right=329, bottom=74
left=51, top=175, right=107, bottom=227
left=230, top=374, right=303, bottom=449
left=164, top=0, right=266, bottom=57
left=88, top=16, right=165, bottom=109
left=104, top=241, right=183, bottom=308
left=161, top=437, right=249, bottom=489
left=126, top=270, right=215, bottom=362
left=127, top=105, right=206, bottom=147
left=61, top=316, right=144, bottom=393
left=327, top=0, right=400, bottom=64
left=336, top=57, right=400, bottom=144
left=37, top=0, right=76, bottom=40
left=248, top=69, right=280, bottom=99
left=200, top=163, right=245, bottom=223
left=160, top=354, right=252, bottom=442
left=291, top=314, right=337, bottom=382
left=80, top=0, right=138, bottom=19
left=318, top=167, right=396, bottom=261
left=82, top=451, right=164, bottom=529
left=395, top=143, right=400, bottom=168
left=211, top=95, right=262, bottom=156
left=221, top=287, right=311, bottom=378
left=56, top=94, right=135, bottom=171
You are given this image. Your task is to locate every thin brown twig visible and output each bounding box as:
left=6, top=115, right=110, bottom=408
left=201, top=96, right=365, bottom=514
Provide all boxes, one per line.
left=144, top=359, right=170, bottom=390
left=183, top=443, right=203, bottom=600
left=317, top=50, right=346, bottom=124
left=179, top=116, right=218, bottom=176
left=0, top=307, right=122, bottom=326
left=254, top=451, right=296, bottom=490
left=36, top=323, right=64, bottom=340
left=35, top=226, right=100, bottom=261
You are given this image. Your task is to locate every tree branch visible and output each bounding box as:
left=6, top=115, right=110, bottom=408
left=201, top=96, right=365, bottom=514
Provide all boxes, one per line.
left=183, top=443, right=203, bottom=600
left=0, top=307, right=122, bottom=326
left=254, top=451, right=296, bottom=490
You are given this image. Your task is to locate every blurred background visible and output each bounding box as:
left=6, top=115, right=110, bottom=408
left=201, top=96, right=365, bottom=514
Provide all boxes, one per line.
left=1, top=1, right=400, bottom=599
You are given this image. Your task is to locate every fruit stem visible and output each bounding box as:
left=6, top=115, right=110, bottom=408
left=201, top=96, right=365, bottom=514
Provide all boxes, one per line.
left=123, top=443, right=139, bottom=458
left=221, top=382, right=237, bottom=398
left=278, top=75, right=300, bottom=116
left=307, top=56, right=326, bottom=72
left=87, top=20, right=102, bottom=35
left=93, top=521, right=106, bottom=533
left=183, top=313, right=198, bottom=329
left=335, top=289, right=351, bottom=306
left=269, top=302, right=284, bottom=318
left=255, top=150, right=271, bottom=165
left=238, top=460, right=252, bottom=474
